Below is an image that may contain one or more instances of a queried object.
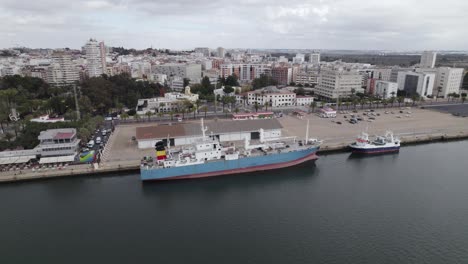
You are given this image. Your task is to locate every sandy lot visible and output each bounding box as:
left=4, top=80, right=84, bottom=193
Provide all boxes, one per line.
left=280, top=107, right=468, bottom=147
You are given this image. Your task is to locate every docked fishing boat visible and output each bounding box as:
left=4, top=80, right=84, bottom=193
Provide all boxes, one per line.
left=349, top=131, right=400, bottom=154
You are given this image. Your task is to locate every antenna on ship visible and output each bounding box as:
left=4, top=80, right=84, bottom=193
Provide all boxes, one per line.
left=305, top=119, right=310, bottom=143
left=201, top=118, right=208, bottom=139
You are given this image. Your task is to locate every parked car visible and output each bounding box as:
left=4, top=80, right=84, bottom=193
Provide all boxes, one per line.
left=96, top=137, right=102, bottom=144
left=87, top=140, right=95, bottom=148
left=336, top=121, right=342, bottom=125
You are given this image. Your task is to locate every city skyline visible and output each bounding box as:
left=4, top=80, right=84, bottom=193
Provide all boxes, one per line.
left=1, top=0, right=468, bottom=50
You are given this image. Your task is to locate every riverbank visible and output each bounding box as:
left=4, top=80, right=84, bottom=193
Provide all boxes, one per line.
left=2, top=106, right=468, bottom=183
left=1, top=131, right=468, bottom=183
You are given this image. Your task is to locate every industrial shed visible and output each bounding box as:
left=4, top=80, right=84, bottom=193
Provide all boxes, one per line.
left=135, top=119, right=283, bottom=149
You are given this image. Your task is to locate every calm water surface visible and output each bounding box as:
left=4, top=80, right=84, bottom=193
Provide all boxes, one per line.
left=1, top=141, right=468, bottom=264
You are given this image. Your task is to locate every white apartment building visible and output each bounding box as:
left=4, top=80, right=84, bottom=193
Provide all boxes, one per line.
left=247, top=86, right=296, bottom=107
left=296, top=71, right=319, bottom=86
left=130, top=61, right=152, bottom=79
left=397, top=71, right=435, bottom=98
left=435, top=67, right=464, bottom=97
left=194, top=47, right=210, bottom=57
left=46, top=52, right=79, bottom=86
left=84, top=39, right=104, bottom=77
left=152, top=63, right=202, bottom=82
left=296, top=96, right=314, bottom=106
left=293, top=54, right=305, bottom=64
left=374, top=81, right=398, bottom=99
left=315, top=69, right=363, bottom=99
left=420, top=51, right=437, bottom=68
left=309, top=53, right=320, bottom=64
left=136, top=88, right=199, bottom=115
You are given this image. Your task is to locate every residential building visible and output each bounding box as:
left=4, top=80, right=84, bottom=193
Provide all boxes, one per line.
left=315, top=69, right=362, bottom=99
left=397, top=71, right=435, bottom=97
left=99, top=41, right=107, bottom=72
left=309, top=53, right=320, bottom=64
left=194, top=47, right=210, bottom=57
left=217, top=47, right=226, bottom=58
left=152, top=63, right=202, bottom=82
left=295, top=71, right=319, bottom=86
left=293, top=54, right=305, bottom=64
left=420, top=51, right=437, bottom=68
left=271, top=66, right=292, bottom=85
left=390, top=66, right=414, bottom=82
left=84, top=38, right=104, bottom=77
left=46, top=52, right=79, bottom=85
left=434, top=67, right=464, bottom=97
left=295, top=96, right=314, bottom=106
left=374, top=81, right=398, bottom=99
left=247, top=86, right=296, bottom=107
left=136, top=87, right=199, bottom=115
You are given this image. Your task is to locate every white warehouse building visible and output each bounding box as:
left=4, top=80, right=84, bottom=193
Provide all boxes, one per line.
left=135, top=119, right=283, bottom=149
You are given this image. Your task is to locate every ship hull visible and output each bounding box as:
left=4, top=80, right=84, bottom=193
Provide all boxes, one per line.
left=141, top=147, right=319, bottom=181
left=349, top=145, right=400, bottom=154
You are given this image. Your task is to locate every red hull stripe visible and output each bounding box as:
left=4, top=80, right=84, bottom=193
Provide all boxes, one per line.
left=148, top=153, right=319, bottom=181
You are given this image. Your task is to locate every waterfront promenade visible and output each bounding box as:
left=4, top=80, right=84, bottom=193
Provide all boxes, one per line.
left=1, top=106, right=468, bottom=183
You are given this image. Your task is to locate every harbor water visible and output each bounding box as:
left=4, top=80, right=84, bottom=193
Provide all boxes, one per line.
left=1, top=141, right=468, bottom=263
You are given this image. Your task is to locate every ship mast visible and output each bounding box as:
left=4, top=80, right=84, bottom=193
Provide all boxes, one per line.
left=305, top=119, right=309, bottom=143
left=201, top=118, right=208, bottom=140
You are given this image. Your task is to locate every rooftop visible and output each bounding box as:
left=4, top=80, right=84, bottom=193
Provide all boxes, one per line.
left=38, top=128, right=77, bottom=141
left=136, top=119, right=283, bottom=140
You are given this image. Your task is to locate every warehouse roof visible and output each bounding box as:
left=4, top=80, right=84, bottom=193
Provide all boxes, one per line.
left=136, top=119, right=283, bottom=140
left=136, top=125, right=185, bottom=140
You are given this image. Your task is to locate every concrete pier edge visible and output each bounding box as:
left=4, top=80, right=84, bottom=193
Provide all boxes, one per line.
left=1, top=131, right=468, bottom=183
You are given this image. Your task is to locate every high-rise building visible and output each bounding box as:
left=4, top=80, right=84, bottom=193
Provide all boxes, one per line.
left=84, top=39, right=104, bottom=78
left=271, top=66, right=292, bottom=85
left=217, top=47, right=226, bottom=58
left=397, top=71, right=435, bottom=97
left=315, top=69, right=362, bottom=99
left=309, top=53, right=320, bottom=64
left=99, top=41, right=107, bottom=73
left=194, top=47, right=210, bottom=57
left=434, top=67, right=464, bottom=98
left=420, top=51, right=437, bottom=68
left=46, top=52, right=79, bottom=86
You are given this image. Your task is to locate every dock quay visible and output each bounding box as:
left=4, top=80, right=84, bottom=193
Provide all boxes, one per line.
left=1, top=107, right=468, bottom=183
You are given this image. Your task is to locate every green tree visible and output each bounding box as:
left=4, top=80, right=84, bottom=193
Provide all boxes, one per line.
left=461, top=93, right=467, bottom=104
left=134, top=113, right=141, bottom=122
left=225, top=75, right=240, bottom=86
left=252, top=74, right=277, bottom=90
left=183, top=78, right=190, bottom=87
left=78, top=128, right=91, bottom=143
left=121, top=112, right=129, bottom=120
left=254, top=102, right=259, bottom=112
left=223, top=86, right=235, bottom=94
left=309, top=101, right=317, bottom=113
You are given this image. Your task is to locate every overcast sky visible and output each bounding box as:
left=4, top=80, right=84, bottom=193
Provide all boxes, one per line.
left=1, top=0, right=467, bottom=50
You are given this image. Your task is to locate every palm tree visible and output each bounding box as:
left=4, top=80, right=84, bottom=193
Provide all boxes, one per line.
left=234, top=107, right=239, bottom=114
left=382, top=99, right=388, bottom=109
left=145, top=111, right=153, bottom=121
left=320, top=101, right=325, bottom=108
left=134, top=113, right=141, bottom=122
left=360, top=98, right=366, bottom=109
left=201, top=106, right=208, bottom=118
left=242, top=95, right=247, bottom=107
left=436, top=86, right=442, bottom=101
left=388, top=97, right=395, bottom=108
left=264, top=102, right=269, bottom=111
left=169, top=111, right=174, bottom=121
left=309, top=101, right=317, bottom=113
left=158, top=112, right=164, bottom=121
left=352, top=98, right=358, bottom=110
left=375, top=100, right=381, bottom=109
left=397, top=96, right=404, bottom=108
left=254, top=102, right=259, bottom=112
left=345, top=101, right=350, bottom=110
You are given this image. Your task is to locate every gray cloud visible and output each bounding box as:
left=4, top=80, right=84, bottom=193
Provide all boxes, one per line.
left=0, top=0, right=467, bottom=50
